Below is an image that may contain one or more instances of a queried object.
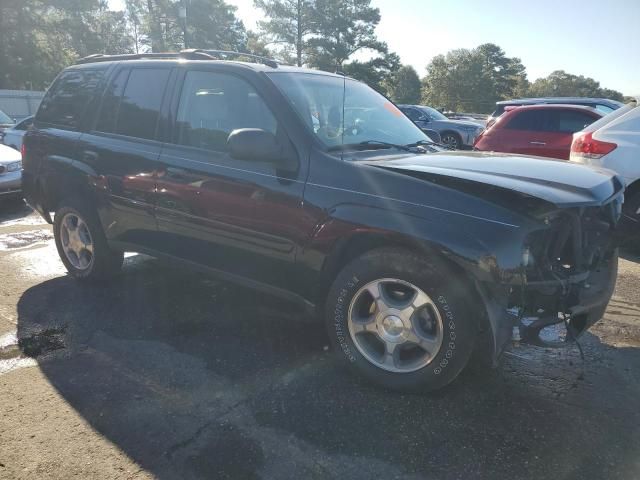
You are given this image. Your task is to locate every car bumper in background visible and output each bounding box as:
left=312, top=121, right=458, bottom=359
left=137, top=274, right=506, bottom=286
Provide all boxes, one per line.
left=0, top=170, right=22, bottom=195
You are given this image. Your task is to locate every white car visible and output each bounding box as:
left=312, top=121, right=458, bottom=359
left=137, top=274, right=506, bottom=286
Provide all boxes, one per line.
left=570, top=101, right=640, bottom=226
left=2, top=116, right=33, bottom=151
left=0, top=143, right=22, bottom=198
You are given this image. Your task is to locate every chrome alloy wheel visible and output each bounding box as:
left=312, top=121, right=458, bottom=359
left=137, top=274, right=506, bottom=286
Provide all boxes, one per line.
left=60, top=212, right=94, bottom=270
left=347, top=278, right=444, bottom=373
left=441, top=134, right=460, bottom=149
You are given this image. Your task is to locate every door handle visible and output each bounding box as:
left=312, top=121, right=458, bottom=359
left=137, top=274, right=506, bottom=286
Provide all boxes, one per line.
left=529, top=141, right=546, bottom=145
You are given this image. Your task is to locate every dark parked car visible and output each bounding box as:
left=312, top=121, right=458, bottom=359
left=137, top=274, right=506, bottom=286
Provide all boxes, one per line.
left=489, top=97, right=624, bottom=124
left=23, top=51, right=623, bottom=392
left=398, top=105, right=485, bottom=149
left=475, top=104, right=602, bottom=160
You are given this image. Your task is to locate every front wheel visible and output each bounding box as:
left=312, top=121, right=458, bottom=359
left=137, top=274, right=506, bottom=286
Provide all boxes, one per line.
left=325, top=248, right=478, bottom=392
left=53, top=199, right=123, bottom=282
left=441, top=132, right=462, bottom=149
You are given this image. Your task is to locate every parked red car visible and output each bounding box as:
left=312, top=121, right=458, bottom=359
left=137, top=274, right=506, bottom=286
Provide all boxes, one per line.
left=474, top=104, right=603, bottom=160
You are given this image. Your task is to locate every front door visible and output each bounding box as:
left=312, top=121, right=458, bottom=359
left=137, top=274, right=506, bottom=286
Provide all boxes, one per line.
left=155, top=68, right=309, bottom=291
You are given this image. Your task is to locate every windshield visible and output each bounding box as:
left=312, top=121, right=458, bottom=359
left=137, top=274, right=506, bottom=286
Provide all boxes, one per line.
left=0, top=109, right=13, bottom=124
left=418, top=106, right=447, bottom=121
left=267, top=72, right=430, bottom=150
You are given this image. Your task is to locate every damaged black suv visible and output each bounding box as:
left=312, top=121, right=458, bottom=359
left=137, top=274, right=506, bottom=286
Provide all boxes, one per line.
left=22, top=51, right=624, bottom=391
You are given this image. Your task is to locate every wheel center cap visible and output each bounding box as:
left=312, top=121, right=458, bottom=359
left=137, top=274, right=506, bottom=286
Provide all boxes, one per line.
left=381, top=315, right=404, bottom=337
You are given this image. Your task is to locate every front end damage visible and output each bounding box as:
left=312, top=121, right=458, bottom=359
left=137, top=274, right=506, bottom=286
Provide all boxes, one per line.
left=507, top=193, right=623, bottom=351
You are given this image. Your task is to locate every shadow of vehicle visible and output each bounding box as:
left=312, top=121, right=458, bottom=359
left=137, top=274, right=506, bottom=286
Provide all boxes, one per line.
left=0, top=197, right=30, bottom=221
left=15, top=258, right=640, bottom=479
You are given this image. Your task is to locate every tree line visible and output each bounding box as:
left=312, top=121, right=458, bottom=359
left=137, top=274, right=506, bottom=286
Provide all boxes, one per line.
left=0, top=0, right=626, bottom=112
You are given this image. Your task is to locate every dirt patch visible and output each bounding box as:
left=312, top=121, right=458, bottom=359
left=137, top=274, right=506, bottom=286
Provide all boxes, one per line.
left=0, top=230, right=53, bottom=250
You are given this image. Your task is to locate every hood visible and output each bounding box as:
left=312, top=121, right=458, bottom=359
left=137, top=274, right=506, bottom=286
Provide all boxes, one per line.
left=365, top=150, right=624, bottom=208
left=0, top=144, right=21, bottom=164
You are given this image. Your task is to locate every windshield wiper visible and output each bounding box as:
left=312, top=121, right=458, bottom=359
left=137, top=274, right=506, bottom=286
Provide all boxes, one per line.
left=408, top=139, right=455, bottom=151
left=328, top=140, right=415, bottom=153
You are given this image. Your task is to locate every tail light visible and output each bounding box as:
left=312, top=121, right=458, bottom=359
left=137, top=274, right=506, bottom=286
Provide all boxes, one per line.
left=20, top=142, right=26, bottom=158
left=571, top=132, right=616, bottom=159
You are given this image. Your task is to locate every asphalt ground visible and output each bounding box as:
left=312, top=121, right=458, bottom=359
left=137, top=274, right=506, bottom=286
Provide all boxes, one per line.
left=1, top=199, right=639, bottom=479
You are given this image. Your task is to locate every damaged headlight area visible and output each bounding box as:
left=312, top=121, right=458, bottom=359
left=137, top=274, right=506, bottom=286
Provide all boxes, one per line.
left=509, top=195, right=622, bottom=347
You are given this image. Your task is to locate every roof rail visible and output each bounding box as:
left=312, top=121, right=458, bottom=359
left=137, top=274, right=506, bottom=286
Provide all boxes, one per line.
left=76, top=50, right=280, bottom=68
left=76, top=51, right=213, bottom=64
left=180, top=49, right=279, bottom=68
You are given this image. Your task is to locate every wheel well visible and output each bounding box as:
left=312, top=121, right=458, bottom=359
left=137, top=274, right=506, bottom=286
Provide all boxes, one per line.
left=625, top=179, right=640, bottom=200
left=316, top=234, right=493, bottom=359
left=42, top=176, right=94, bottom=216
left=318, top=234, right=489, bottom=321
left=440, top=130, right=461, bottom=140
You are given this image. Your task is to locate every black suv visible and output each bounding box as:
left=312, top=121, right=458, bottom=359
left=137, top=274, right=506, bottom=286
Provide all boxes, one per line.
left=23, top=51, right=624, bottom=391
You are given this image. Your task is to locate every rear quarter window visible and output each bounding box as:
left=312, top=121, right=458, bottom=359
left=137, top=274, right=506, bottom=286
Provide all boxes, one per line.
left=36, top=69, right=106, bottom=130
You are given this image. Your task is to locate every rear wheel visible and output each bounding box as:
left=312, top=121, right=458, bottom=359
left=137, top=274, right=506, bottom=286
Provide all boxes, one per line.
left=622, top=192, right=640, bottom=249
left=54, top=199, right=123, bottom=281
left=325, top=248, right=478, bottom=392
left=623, top=191, right=640, bottom=225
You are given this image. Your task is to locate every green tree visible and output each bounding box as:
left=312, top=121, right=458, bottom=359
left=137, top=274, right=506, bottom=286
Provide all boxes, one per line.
left=126, top=0, right=247, bottom=52
left=307, top=0, right=386, bottom=70
left=421, top=49, right=493, bottom=112
left=385, top=65, right=421, bottom=104
left=254, top=0, right=316, bottom=66
left=342, top=52, right=400, bottom=95
left=421, top=44, right=529, bottom=113
left=528, top=70, right=624, bottom=101
left=0, top=0, right=131, bottom=90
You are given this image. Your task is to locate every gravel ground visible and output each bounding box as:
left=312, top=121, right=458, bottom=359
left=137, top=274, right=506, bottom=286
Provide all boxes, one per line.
left=0, top=200, right=639, bottom=480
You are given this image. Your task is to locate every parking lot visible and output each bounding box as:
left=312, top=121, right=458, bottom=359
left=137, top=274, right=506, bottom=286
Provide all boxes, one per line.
left=0, top=200, right=638, bottom=479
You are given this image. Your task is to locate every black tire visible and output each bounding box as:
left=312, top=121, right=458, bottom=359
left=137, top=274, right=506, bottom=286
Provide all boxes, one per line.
left=53, top=198, right=123, bottom=282
left=623, top=191, right=640, bottom=225
left=325, top=248, right=478, bottom=392
left=622, top=192, right=640, bottom=249
left=440, top=131, right=462, bottom=149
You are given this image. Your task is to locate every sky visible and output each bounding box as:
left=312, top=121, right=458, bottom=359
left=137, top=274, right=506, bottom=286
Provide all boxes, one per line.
left=108, top=0, right=640, bottom=95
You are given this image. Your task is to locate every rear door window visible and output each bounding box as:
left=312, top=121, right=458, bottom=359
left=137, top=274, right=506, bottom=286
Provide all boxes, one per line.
left=37, top=69, right=106, bottom=130
left=95, top=69, right=129, bottom=134
left=109, top=68, right=170, bottom=141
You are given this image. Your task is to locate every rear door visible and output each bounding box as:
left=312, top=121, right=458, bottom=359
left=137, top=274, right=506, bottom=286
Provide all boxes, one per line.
left=78, top=65, right=172, bottom=248
left=537, top=109, right=600, bottom=160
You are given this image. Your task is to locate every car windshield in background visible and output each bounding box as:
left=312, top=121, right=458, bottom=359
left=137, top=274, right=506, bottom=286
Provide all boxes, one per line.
left=267, top=72, right=430, bottom=151
left=418, top=106, right=448, bottom=121
left=0, top=110, right=13, bottom=124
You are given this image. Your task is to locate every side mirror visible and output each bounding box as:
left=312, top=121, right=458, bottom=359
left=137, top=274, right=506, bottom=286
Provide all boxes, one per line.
left=418, top=116, right=429, bottom=122
left=227, top=128, right=297, bottom=171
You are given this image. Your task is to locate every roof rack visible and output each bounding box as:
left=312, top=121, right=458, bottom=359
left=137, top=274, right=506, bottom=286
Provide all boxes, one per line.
left=76, top=50, right=279, bottom=68
left=181, top=49, right=279, bottom=68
